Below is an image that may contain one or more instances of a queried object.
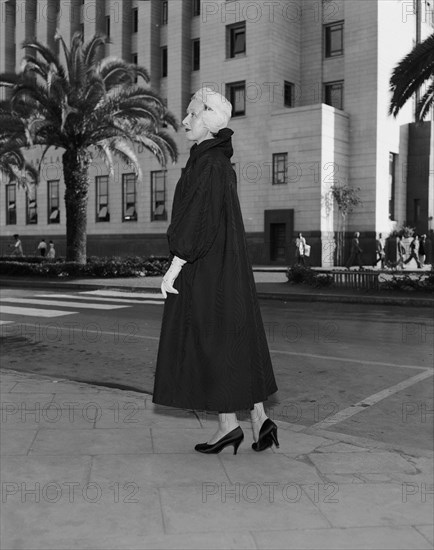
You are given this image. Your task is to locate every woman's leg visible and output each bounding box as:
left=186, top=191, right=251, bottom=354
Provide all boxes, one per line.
left=250, top=402, right=269, bottom=441
left=207, top=412, right=239, bottom=444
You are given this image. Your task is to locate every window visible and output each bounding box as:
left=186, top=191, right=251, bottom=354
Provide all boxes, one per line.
left=26, top=185, right=37, bottom=224
left=161, top=46, right=167, bottom=77
left=226, top=81, right=246, bottom=116
left=122, top=174, right=137, bottom=221
left=162, top=1, right=168, bottom=24
left=272, top=153, right=287, bottom=185
left=132, top=7, right=138, bottom=33
left=324, top=81, right=344, bottom=110
left=192, top=39, right=200, bottom=71
left=47, top=180, right=60, bottom=224
left=131, top=53, right=138, bottom=82
left=424, top=0, right=434, bottom=26
left=193, top=0, right=201, bottom=16
left=151, top=171, right=167, bottom=221
left=284, top=81, right=294, bottom=107
left=105, top=15, right=110, bottom=38
left=227, top=22, right=246, bottom=58
left=389, top=153, right=397, bottom=220
left=324, top=22, right=343, bottom=57
left=6, top=184, right=16, bottom=225
left=96, top=176, right=110, bottom=222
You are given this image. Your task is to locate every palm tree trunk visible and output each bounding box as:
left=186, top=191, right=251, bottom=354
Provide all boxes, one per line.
left=63, top=150, right=89, bottom=264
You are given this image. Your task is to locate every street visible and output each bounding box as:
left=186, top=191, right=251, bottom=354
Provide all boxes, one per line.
left=1, top=287, right=433, bottom=452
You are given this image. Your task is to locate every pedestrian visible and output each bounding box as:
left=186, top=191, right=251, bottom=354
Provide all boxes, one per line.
left=346, top=231, right=364, bottom=269
left=404, top=235, right=421, bottom=268
left=374, top=232, right=385, bottom=269
left=418, top=234, right=427, bottom=267
left=46, top=240, right=55, bottom=259
left=37, top=238, right=47, bottom=257
left=153, top=87, right=278, bottom=455
left=393, top=235, right=406, bottom=269
left=9, top=234, right=24, bottom=257
left=295, top=232, right=306, bottom=266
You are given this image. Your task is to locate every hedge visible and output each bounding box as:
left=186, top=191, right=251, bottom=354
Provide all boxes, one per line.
left=0, top=255, right=170, bottom=278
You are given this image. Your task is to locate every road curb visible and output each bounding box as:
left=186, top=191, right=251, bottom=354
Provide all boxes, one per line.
left=1, top=277, right=433, bottom=307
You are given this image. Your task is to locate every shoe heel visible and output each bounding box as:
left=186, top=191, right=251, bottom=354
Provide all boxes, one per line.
left=270, top=428, right=279, bottom=448
left=233, top=437, right=243, bottom=455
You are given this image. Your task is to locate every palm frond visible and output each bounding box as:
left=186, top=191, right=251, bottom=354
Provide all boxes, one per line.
left=389, top=32, right=434, bottom=118
left=82, top=34, right=107, bottom=68
left=416, top=80, right=434, bottom=121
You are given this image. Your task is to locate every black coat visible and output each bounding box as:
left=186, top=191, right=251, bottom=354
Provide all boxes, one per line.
left=152, top=128, right=277, bottom=413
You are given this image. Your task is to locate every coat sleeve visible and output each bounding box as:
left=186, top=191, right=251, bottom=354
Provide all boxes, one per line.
left=167, top=159, right=225, bottom=263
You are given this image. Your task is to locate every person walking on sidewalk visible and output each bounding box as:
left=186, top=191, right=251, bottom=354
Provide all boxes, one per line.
left=374, top=232, right=385, bottom=269
left=404, top=235, right=421, bottom=268
left=37, top=238, right=47, bottom=257
left=346, top=231, right=364, bottom=269
left=9, top=234, right=23, bottom=257
left=418, top=234, right=427, bottom=267
left=153, top=87, right=278, bottom=455
left=46, top=240, right=55, bottom=259
left=295, top=232, right=307, bottom=266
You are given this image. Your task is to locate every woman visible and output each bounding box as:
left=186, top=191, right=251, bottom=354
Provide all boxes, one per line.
left=295, top=232, right=306, bottom=266
left=153, top=88, right=278, bottom=454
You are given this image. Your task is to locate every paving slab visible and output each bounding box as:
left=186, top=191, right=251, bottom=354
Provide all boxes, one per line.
left=29, top=427, right=153, bottom=455
left=252, top=526, right=434, bottom=549
left=159, top=485, right=330, bottom=533
left=310, top=451, right=419, bottom=475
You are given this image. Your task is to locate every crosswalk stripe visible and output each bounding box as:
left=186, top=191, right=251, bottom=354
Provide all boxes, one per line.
left=1, top=298, right=129, bottom=310
left=36, top=293, right=163, bottom=304
left=80, top=290, right=163, bottom=300
left=0, top=320, right=14, bottom=325
left=0, top=306, right=76, bottom=318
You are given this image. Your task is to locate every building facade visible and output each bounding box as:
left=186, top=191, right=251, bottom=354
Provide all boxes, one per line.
left=1, top=0, right=433, bottom=264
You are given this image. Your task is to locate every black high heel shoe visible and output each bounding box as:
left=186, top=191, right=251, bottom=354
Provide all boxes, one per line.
left=252, top=419, right=279, bottom=452
left=195, top=426, right=244, bottom=455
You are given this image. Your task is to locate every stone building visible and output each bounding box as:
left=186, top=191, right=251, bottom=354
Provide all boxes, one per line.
left=0, top=0, right=433, bottom=265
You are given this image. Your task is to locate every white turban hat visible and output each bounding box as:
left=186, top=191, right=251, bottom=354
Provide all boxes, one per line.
left=192, top=87, right=232, bottom=134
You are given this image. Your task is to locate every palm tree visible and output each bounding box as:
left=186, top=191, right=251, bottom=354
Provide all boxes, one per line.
left=0, top=32, right=178, bottom=263
left=389, top=31, right=434, bottom=121
left=0, top=102, right=38, bottom=187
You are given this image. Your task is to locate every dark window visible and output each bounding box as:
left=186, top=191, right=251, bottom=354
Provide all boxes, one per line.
left=105, top=15, right=110, bottom=38
left=161, top=46, right=167, bottom=77
left=270, top=223, right=286, bottom=262
left=226, top=81, right=245, bottom=116
left=162, top=1, right=168, bottom=24
left=6, top=184, right=16, bottom=225
left=122, top=173, right=137, bottom=221
left=131, top=53, right=138, bottom=82
left=193, top=0, right=201, bottom=16
left=272, top=153, right=287, bottom=185
left=284, top=81, right=294, bottom=107
left=96, top=176, right=110, bottom=222
left=48, top=180, right=60, bottom=224
left=324, top=81, right=344, bottom=110
left=151, top=171, right=167, bottom=221
left=192, top=39, right=200, bottom=71
left=26, top=185, right=37, bottom=224
left=325, top=22, right=343, bottom=57
left=389, top=153, right=397, bottom=220
left=132, top=7, right=138, bottom=33
left=227, top=22, right=246, bottom=58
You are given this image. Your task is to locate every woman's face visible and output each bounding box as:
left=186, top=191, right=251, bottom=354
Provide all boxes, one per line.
left=182, top=99, right=213, bottom=144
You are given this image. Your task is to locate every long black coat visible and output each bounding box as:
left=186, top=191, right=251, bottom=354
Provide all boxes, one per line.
left=152, top=128, right=277, bottom=413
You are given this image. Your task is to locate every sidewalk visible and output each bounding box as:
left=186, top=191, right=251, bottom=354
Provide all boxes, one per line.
left=1, top=368, right=433, bottom=550
left=1, top=268, right=433, bottom=307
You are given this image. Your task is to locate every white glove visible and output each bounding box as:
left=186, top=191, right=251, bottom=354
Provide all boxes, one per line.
left=161, top=256, right=187, bottom=298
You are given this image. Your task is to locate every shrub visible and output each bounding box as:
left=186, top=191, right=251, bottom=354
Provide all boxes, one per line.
left=380, top=273, right=434, bottom=292
left=286, top=266, right=334, bottom=287
left=0, top=255, right=170, bottom=278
